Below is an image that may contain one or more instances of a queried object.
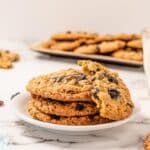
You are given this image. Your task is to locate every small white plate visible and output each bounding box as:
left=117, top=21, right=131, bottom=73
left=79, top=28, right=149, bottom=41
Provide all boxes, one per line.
left=11, top=92, right=140, bottom=135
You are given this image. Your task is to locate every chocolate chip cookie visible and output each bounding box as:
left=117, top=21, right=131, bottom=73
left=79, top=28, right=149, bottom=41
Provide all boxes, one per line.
left=29, top=96, right=98, bottom=116
left=27, top=68, right=92, bottom=101
left=127, top=39, right=142, bottom=49
left=0, top=50, right=19, bottom=69
left=112, top=48, right=143, bottom=61
left=27, top=100, right=110, bottom=125
left=78, top=60, right=134, bottom=120
left=98, top=40, right=126, bottom=53
left=74, top=45, right=99, bottom=54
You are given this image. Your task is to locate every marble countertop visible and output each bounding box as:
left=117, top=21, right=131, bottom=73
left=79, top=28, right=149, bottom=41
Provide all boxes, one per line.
left=0, top=41, right=150, bottom=150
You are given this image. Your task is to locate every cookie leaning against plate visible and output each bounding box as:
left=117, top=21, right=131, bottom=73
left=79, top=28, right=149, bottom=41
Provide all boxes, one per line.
left=78, top=60, right=134, bottom=120
left=144, top=133, right=150, bottom=150
left=26, top=68, right=92, bottom=102
left=111, top=48, right=143, bottom=61
left=27, top=101, right=110, bottom=125
left=29, top=96, right=98, bottom=117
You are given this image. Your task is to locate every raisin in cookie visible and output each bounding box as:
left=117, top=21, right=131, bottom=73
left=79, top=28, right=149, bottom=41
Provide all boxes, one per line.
left=112, top=48, right=143, bottom=61
left=27, top=101, right=110, bottom=125
left=127, top=39, right=142, bottom=49
left=74, top=45, right=99, bottom=54
left=27, top=68, right=92, bottom=101
left=98, top=40, right=126, bottom=53
left=144, top=133, right=150, bottom=150
left=52, top=31, right=98, bottom=41
left=30, top=96, right=98, bottom=117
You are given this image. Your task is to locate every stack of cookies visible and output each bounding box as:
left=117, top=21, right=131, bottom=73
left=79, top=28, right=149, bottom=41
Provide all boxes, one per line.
left=40, top=31, right=143, bottom=62
left=26, top=60, right=134, bottom=126
left=0, top=49, right=19, bottom=69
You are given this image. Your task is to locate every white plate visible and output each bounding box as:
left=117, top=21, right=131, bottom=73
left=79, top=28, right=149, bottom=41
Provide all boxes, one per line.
left=11, top=92, right=140, bottom=135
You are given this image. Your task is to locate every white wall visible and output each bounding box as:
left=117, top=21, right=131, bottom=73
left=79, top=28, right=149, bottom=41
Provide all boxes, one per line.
left=0, top=0, right=150, bottom=40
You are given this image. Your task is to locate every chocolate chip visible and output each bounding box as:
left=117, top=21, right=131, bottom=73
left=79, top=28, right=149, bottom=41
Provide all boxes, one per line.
left=92, top=87, right=100, bottom=99
left=77, top=74, right=86, bottom=81
left=56, top=76, right=64, bottom=82
left=108, top=89, right=120, bottom=99
left=51, top=115, right=60, bottom=120
left=75, top=103, right=84, bottom=111
left=66, top=31, right=71, bottom=34
left=108, top=76, right=118, bottom=84
left=5, top=50, right=10, bottom=53
left=0, top=100, right=4, bottom=106
left=47, top=99, right=52, bottom=103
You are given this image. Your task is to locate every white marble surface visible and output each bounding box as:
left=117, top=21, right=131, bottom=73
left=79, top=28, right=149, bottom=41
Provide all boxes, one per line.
left=0, top=41, right=150, bottom=150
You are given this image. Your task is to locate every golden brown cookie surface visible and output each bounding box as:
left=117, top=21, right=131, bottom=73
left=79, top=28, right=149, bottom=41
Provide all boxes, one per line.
left=30, top=96, right=98, bottom=117
left=98, top=41, right=126, bottom=53
left=27, top=100, right=110, bottom=125
left=112, top=48, right=143, bottom=61
left=26, top=68, right=92, bottom=101
left=127, top=39, right=142, bottom=49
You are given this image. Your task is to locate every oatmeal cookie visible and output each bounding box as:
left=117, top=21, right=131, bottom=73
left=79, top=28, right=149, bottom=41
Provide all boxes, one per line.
left=29, top=96, right=98, bottom=116
left=144, top=133, right=150, bottom=150
left=74, top=45, right=99, bottom=54
left=26, top=68, right=92, bottom=101
left=98, top=41, right=126, bottom=53
left=52, top=31, right=98, bottom=41
left=127, top=39, right=142, bottom=49
left=112, top=33, right=133, bottom=41
left=27, top=101, right=110, bottom=125
left=111, top=48, right=143, bottom=61
left=78, top=60, right=134, bottom=120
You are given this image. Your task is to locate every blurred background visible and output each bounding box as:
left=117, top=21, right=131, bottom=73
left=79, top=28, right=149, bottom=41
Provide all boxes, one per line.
left=0, top=0, right=149, bottom=41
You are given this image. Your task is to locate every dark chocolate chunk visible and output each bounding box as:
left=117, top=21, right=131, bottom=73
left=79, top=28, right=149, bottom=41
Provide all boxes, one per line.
left=77, top=74, right=86, bottom=80
left=51, top=115, right=60, bottom=120
left=108, top=89, right=120, bottom=99
left=107, top=76, right=118, bottom=84
left=75, top=103, right=85, bottom=111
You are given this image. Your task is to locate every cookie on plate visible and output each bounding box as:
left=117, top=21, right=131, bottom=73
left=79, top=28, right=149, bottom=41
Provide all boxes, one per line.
left=78, top=60, right=134, bottom=120
left=111, top=48, right=143, bottom=61
left=98, top=40, right=126, bottom=53
left=27, top=100, right=110, bottom=125
left=50, top=40, right=82, bottom=51
left=30, top=96, right=98, bottom=117
left=26, top=68, right=92, bottom=101
left=112, top=33, right=133, bottom=41
left=127, top=39, right=142, bottom=49
left=74, top=45, right=99, bottom=54
left=144, top=133, right=150, bottom=150
left=52, top=31, right=98, bottom=41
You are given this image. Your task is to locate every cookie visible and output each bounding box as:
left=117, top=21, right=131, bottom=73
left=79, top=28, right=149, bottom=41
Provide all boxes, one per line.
left=144, top=133, right=150, bottom=150
left=132, top=33, right=141, bottom=39
left=50, top=40, right=82, bottom=51
left=98, top=40, right=126, bottom=53
left=112, top=33, right=133, bottom=41
left=52, top=31, right=98, bottom=41
left=30, top=96, right=98, bottom=116
left=0, top=50, right=19, bottom=69
left=26, top=68, right=92, bottom=101
left=74, top=45, right=99, bottom=54
left=27, top=101, right=111, bottom=125
left=0, top=58, right=12, bottom=69
left=111, top=48, right=143, bottom=61
left=127, top=39, right=142, bottom=49
left=78, top=60, right=134, bottom=120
